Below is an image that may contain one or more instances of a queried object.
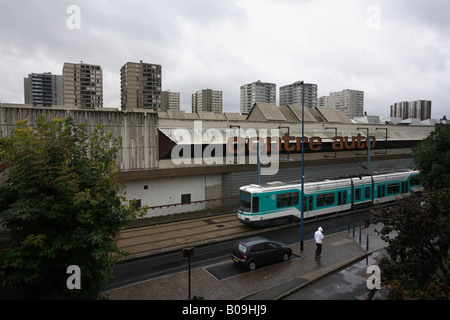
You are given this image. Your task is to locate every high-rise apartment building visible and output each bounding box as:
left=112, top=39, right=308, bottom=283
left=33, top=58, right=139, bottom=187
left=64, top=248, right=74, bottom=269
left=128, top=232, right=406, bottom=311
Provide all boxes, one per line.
left=192, top=89, right=223, bottom=114
left=24, top=72, right=63, bottom=107
left=317, top=95, right=329, bottom=108
left=390, top=101, right=409, bottom=119
left=62, top=62, right=103, bottom=109
left=120, top=61, right=162, bottom=110
left=319, top=89, right=364, bottom=119
left=161, top=90, right=180, bottom=111
left=240, top=80, right=276, bottom=114
left=390, top=100, right=431, bottom=120
left=279, top=81, right=318, bottom=108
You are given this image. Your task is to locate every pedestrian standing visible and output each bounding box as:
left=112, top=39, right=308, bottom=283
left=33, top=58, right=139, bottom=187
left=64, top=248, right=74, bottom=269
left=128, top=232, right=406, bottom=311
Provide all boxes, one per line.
left=314, top=227, right=324, bottom=258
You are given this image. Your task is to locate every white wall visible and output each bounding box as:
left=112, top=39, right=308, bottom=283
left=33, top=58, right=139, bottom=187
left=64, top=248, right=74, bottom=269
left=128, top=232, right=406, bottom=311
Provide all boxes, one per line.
left=123, top=174, right=222, bottom=218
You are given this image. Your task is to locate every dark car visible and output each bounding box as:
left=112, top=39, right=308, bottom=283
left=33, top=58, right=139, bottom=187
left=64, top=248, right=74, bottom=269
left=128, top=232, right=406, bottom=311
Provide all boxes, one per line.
left=231, top=236, right=293, bottom=271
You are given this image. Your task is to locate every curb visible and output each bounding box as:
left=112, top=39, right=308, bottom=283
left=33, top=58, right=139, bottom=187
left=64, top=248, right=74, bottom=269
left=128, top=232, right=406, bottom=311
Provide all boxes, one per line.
left=236, top=251, right=372, bottom=300
left=274, top=252, right=372, bottom=300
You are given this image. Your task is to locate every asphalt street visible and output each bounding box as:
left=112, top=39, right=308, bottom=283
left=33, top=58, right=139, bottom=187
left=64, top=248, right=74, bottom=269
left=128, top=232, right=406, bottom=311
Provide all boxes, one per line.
left=104, top=210, right=371, bottom=292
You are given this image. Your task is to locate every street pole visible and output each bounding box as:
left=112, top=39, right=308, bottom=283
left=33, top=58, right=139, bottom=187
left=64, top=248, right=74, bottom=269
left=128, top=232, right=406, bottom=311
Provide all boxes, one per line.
left=257, top=141, right=260, bottom=185
left=367, top=135, right=370, bottom=174
left=300, top=81, right=305, bottom=252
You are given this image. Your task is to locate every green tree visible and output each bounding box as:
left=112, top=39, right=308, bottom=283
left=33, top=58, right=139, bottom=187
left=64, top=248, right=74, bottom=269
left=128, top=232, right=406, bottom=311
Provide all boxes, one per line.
left=368, top=189, right=449, bottom=299
left=411, top=123, right=450, bottom=190
left=367, top=124, right=450, bottom=299
left=0, top=116, right=144, bottom=299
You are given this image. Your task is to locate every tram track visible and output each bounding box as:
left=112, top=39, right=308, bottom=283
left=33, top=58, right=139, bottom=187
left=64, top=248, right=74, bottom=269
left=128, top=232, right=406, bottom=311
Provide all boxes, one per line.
left=116, top=203, right=383, bottom=261
left=116, top=212, right=259, bottom=260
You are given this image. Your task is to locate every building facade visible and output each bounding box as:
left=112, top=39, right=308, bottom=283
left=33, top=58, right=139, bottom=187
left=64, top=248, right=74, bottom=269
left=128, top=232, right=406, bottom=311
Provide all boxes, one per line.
left=0, top=103, right=435, bottom=220
left=161, top=90, right=180, bottom=111
left=279, top=81, right=317, bottom=108
left=240, top=80, right=276, bottom=115
left=121, top=61, right=162, bottom=110
left=24, top=72, right=63, bottom=107
left=62, top=62, right=103, bottom=109
left=192, top=89, right=223, bottom=114
left=390, top=100, right=431, bottom=120
left=319, top=89, right=364, bottom=119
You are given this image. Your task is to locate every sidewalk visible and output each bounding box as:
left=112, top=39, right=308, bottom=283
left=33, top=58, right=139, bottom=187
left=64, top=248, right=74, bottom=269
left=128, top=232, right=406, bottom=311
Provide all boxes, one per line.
left=102, top=231, right=369, bottom=300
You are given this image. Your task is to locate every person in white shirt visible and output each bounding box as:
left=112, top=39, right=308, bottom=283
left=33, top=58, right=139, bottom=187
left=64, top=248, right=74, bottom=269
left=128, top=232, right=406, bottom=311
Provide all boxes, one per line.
left=314, top=227, right=324, bottom=258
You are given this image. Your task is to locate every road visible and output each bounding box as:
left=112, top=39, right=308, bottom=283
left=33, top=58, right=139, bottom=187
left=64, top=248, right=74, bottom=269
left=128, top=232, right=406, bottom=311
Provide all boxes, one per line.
left=102, top=210, right=372, bottom=292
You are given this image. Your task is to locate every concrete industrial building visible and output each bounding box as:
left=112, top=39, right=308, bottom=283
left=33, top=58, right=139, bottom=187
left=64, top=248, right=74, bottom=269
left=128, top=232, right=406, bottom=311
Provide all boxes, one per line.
left=279, top=81, right=318, bottom=109
left=120, top=61, right=162, bottom=111
left=192, top=89, right=223, bottom=114
left=24, top=72, right=63, bottom=107
left=0, top=102, right=436, bottom=221
left=240, top=81, right=276, bottom=115
left=62, top=62, right=103, bottom=109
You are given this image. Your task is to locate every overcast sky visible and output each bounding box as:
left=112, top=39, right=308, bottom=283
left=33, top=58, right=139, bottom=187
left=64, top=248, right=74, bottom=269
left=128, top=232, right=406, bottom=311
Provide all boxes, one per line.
left=1, top=0, right=449, bottom=118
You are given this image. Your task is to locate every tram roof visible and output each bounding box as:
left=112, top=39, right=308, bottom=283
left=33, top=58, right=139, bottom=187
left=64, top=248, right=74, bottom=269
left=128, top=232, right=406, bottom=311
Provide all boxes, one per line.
left=240, top=170, right=418, bottom=193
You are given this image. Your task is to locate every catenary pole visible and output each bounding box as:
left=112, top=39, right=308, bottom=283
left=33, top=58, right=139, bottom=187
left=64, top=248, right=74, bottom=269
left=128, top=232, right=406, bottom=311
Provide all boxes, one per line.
left=300, top=81, right=305, bottom=252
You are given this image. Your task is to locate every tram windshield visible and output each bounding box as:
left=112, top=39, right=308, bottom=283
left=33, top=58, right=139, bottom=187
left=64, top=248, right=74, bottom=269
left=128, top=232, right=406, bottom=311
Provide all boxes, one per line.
left=239, top=191, right=252, bottom=213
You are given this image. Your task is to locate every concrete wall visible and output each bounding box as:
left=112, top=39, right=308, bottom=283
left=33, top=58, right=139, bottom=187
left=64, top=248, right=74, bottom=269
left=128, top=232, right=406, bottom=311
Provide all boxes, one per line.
left=124, top=173, right=222, bottom=218
left=0, top=105, right=159, bottom=170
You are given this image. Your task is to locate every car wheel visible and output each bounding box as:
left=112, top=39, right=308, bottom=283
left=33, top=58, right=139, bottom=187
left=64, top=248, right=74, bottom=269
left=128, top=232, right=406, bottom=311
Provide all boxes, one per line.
left=248, top=261, right=256, bottom=271
left=282, top=253, right=289, bottom=261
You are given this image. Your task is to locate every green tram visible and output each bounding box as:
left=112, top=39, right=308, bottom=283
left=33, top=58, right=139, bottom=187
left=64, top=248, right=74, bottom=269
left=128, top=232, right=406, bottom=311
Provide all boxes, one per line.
left=238, top=170, right=422, bottom=227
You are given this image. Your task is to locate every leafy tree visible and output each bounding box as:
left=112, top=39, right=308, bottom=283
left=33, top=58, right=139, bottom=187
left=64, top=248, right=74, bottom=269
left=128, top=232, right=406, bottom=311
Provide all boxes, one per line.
left=411, top=123, right=450, bottom=190
left=0, top=116, right=144, bottom=299
left=367, top=124, right=450, bottom=299
left=368, top=190, right=449, bottom=299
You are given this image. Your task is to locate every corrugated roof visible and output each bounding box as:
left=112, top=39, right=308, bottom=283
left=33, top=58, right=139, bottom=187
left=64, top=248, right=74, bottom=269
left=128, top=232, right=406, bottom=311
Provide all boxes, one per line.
left=247, top=103, right=287, bottom=121
left=159, top=124, right=432, bottom=146
left=334, top=110, right=352, bottom=123
left=316, top=107, right=344, bottom=123
left=197, top=111, right=227, bottom=120
left=287, top=105, right=317, bottom=122
left=279, top=106, right=299, bottom=122
left=224, top=113, right=247, bottom=121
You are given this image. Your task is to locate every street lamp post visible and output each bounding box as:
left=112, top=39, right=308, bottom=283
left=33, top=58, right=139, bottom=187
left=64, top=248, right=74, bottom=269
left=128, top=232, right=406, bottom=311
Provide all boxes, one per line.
left=300, top=81, right=305, bottom=252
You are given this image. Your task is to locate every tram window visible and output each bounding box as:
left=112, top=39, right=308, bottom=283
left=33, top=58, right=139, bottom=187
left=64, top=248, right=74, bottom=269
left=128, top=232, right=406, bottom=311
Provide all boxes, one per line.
left=316, top=193, right=335, bottom=208
left=277, top=192, right=299, bottom=208
left=338, top=191, right=342, bottom=205
left=252, top=197, right=259, bottom=213
left=402, top=182, right=407, bottom=193
left=377, top=185, right=385, bottom=198
left=410, top=176, right=420, bottom=186
left=239, top=192, right=251, bottom=212
left=387, top=183, right=400, bottom=195
left=309, top=196, right=313, bottom=211
left=365, top=187, right=371, bottom=199
left=355, top=188, right=361, bottom=201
